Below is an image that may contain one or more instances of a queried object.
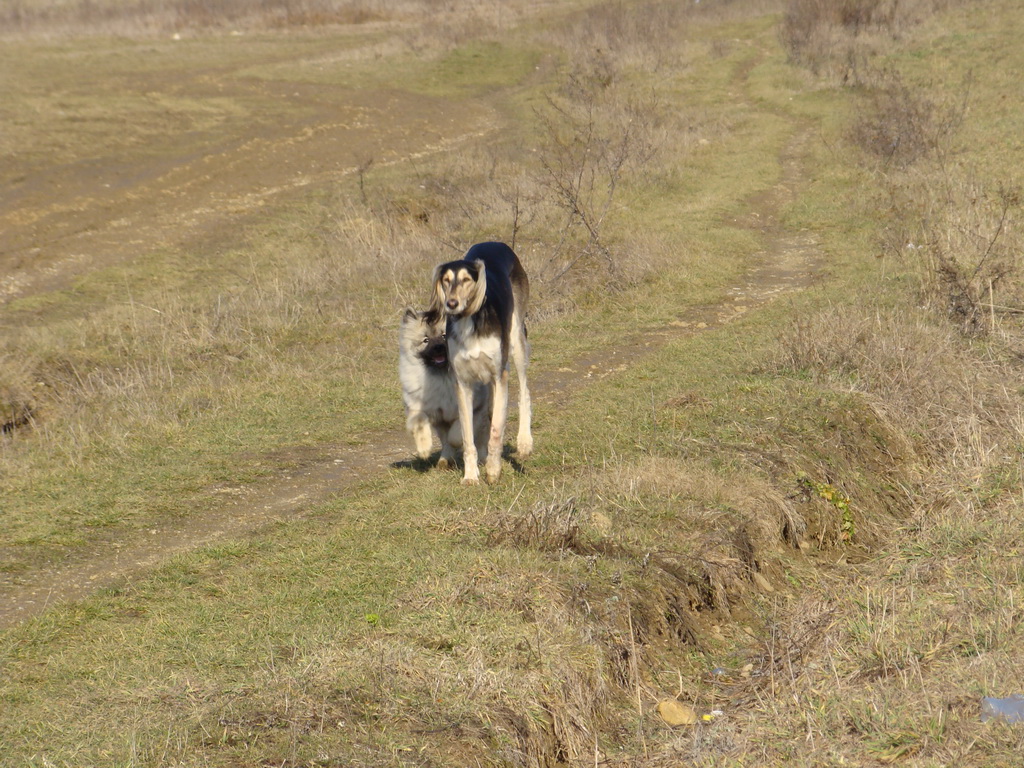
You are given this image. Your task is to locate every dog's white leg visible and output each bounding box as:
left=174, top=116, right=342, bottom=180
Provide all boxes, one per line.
left=485, top=369, right=509, bottom=484
left=511, top=316, right=533, bottom=458
left=408, top=412, right=434, bottom=461
left=456, top=380, right=480, bottom=485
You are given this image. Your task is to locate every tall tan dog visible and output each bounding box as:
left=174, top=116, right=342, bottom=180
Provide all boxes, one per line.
left=433, top=242, right=532, bottom=485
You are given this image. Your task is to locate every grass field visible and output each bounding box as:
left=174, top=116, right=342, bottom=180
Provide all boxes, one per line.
left=3, top=0, right=1024, bottom=765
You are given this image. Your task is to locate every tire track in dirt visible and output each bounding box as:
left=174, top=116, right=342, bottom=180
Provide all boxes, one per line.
left=0, top=122, right=821, bottom=628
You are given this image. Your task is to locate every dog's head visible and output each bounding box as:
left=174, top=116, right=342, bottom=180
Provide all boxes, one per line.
left=432, top=258, right=487, bottom=317
left=400, top=308, right=448, bottom=370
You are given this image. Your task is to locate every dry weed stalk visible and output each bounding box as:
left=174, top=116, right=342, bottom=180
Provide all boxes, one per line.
left=751, top=601, right=837, bottom=699
left=924, top=184, right=1022, bottom=332
left=879, top=165, right=1024, bottom=334
left=488, top=498, right=584, bottom=552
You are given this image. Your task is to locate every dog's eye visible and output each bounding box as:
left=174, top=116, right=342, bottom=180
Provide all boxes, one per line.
left=422, top=337, right=429, bottom=344
left=441, top=333, right=446, bottom=340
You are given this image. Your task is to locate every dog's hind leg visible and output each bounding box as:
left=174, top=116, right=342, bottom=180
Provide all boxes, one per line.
left=485, top=369, right=509, bottom=484
left=456, top=381, right=481, bottom=485
left=473, top=408, right=490, bottom=465
left=510, top=315, right=533, bottom=458
left=438, top=422, right=459, bottom=470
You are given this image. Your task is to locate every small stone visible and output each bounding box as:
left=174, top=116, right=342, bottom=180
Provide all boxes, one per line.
left=656, top=700, right=698, bottom=726
left=752, top=572, right=773, bottom=593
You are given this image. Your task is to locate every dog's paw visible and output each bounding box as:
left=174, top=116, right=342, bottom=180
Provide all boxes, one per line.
left=516, top=435, right=533, bottom=459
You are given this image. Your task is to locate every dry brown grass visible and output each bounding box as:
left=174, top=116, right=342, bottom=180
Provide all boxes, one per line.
left=0, top=0, right=539, bottom=37
left=780, top=0, right=948, bottom=80
left=776, top=304, right=1023, bottom=473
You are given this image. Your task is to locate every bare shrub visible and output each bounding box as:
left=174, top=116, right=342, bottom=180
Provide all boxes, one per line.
left=535, top=75, right=663, bottom=285
left=881, top=172, right=1024, bottom=332
left=523, top=0, right=698, bottom=289
left=781, top=0, right=945, bottom=79
left=849, top=67, right=969, bottom=167
left=849, top=72, right=935, bottom=166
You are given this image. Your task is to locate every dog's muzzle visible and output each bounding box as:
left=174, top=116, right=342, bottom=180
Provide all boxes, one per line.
left=421, top=340, right=449, bottom=369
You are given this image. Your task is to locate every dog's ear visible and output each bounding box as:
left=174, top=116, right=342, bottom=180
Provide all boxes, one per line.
left=400, top=307, right=417, bottom=330
left=422, top=305, right=442, bottom=329
left=466, top=259, right=487, bottom=315
left=429, top=263, right=446, bottom=315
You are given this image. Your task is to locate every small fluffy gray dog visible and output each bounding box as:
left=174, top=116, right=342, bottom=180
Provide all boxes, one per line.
left=398, top=307, right=491, bottom=468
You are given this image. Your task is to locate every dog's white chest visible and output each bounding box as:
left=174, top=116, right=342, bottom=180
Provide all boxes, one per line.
left=450, top=331, right=502, bottom=385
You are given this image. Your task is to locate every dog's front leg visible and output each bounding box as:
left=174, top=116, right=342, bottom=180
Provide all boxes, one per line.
left=456, top=380, right=480, bottom=485
left=408, top=412, right=434, bottom=461
left=485, top=369, right=509, bottom=484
